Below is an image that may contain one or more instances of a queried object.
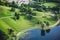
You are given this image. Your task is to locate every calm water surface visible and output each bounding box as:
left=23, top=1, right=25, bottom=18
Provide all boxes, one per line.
left=19, top=25, right=60, bottom=40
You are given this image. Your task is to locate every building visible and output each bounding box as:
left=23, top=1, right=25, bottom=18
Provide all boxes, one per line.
left=7, top=0, right=32, bottom=6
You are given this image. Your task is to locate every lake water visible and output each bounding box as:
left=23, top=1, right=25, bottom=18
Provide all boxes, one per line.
left=19, top=25, right=60, bottom=40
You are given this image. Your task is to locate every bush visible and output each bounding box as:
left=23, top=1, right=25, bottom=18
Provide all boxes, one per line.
left=0, top=30, right=9, bottom=40
left=10, top=7, right=15, bottom=12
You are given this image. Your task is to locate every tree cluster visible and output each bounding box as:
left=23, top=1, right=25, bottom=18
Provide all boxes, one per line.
left=0, top=1, right=18, bottom=8
left=0, top=30, right=8, bottom=40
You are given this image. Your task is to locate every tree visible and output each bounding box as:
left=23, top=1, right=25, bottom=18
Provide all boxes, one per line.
left=20, top=4, right=28, bottom=12
left=0, top=0, right=4, bottom=5
left=14, top=12, right=20, bottom=20
left=46, top=22, right=50, bottom=26
left=8, top=29, right=14, bottom=35
left=27, top=8, right=32, bottom=14
left=34, top=0, right=43, bottom=2
left=41, top=23, right=44, bottom=29
left=37, top=21, right=40, bottom=24
left=0, top=0, right=2, bottom=5
left=4, top=1, right=8, bottom=6
left=11, top=1, right=15, bottom=7
left=10, top=7, right=15, bottom=12
left=26, top=15, right=33, bottom=20
left=44, top=21, right=50, bottom=26
left=11, top=1, right=18, bottom=8
left=34, top=0, right=39, bottom=2
left=0, top=30, right=8, bottom=40
left=35, top=7, right=43, bottom=12
left=32, top=12, right=36, bottom=16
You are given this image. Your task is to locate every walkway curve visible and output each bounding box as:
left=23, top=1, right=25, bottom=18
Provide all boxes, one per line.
left=0, top=14, right=60, bottom=40
left=0, top=16, right=13, bottom=19
left=16, top=19, right=60, bottom=40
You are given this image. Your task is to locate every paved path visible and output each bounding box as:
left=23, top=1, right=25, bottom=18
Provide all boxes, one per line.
left=0, top=16, right=13, bottom=19
left=16, top=19, right=60, bottom=40
left=0, top=14, right=60, bottom=40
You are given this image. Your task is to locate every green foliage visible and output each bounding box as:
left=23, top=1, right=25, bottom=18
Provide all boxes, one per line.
left=25, top=15, right=33, bottom=20
left=10, top=7, right=15, bottom=12
left=20, top=4, right=28, bottom=12
left=14, top=12, right=20, bottom=20
left=0, top=1, right=5, bottom=6
left=0, top=1, right=60, bottom=40
left=0, top=30, right=9, bottom=40
left=8, top=29, right=14, bottom=35
left=11, top=1, right=18, bottom=8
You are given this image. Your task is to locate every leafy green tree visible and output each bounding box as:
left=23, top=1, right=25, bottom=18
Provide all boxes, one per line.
left=25, top=14, right=33, bottom=20
left=10, top=1, right=18, bottom=8
left=10, top=7, right=15, bottom=12
left=32, top=12, right=36, bottom=16
left=46, top=22, right=50, bottom=26
left=5, top=1, right=9, bottom=6
left=36, top=21, right=40, bottom=24
left=27, top=8, right=32, bottom=14
left=34, top=0, right=39, bottom=2
left=0, top=30, right=8, bottom=40
left=34, top=0, right=43, bottom=2
left=0, top=0, right=4, bottom=5
left=41, top=23, right=44, bottom=29
left=20, top=4, right=28, bottom=12
left=44, top=21, right=50, bottom=26
left=14, top=12, right=20, bottom=20
left=11, top=1, right=15, bottom=7
left=8, top=29, right=14, bottom=35
left=0, top=0, right=2, bottom=5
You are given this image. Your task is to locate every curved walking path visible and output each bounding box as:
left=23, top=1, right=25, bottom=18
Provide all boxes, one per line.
left=0, top=14, right=60, bottom=40
left=0, top=16, right=13, bottom=19
left=16, top=19, right=60, bottom=40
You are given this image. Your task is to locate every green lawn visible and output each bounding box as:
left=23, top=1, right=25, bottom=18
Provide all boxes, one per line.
left=43, top=2, right=58, bottom=8
left=0, top=2, right=59, bottom=40
left=0, top=5, right=35, bottom=33
left=0, top=5, right=56, bottom=32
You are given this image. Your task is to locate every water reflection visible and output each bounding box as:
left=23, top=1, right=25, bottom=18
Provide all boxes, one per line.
left=19, top=25, right=60, bottom=40
left=41, top=30, right=45, bottom=36
left=46, top=29, right=50, bottom=33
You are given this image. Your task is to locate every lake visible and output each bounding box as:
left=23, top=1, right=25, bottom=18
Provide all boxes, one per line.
left=19, top=25, right=60, bottom=40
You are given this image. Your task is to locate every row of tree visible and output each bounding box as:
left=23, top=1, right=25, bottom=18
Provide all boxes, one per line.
left=0, top=0, right=18, bottom=8
left=34, top=0, right=60, bottom=3
left=0, top=30, right=9, bottom=40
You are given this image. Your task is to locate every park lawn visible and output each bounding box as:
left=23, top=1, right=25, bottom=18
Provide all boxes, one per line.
left=1, top=17, right=35, bottom=33
left=0, top=6, right=11, bottom=17
left=16, top=16, right=34, bottom=29
left=35, top=11, right=56, bottom=25
left=2, top=18, right=19, bottom=32
left=0, top=5, right=34, bottom=33
left=0, top=19, right=11, bottom=36
left=0, top=2, right=59, bottom=40
left=43, top=2, right=58, bottom=8
left=0, top=5, right=57, bottom=30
